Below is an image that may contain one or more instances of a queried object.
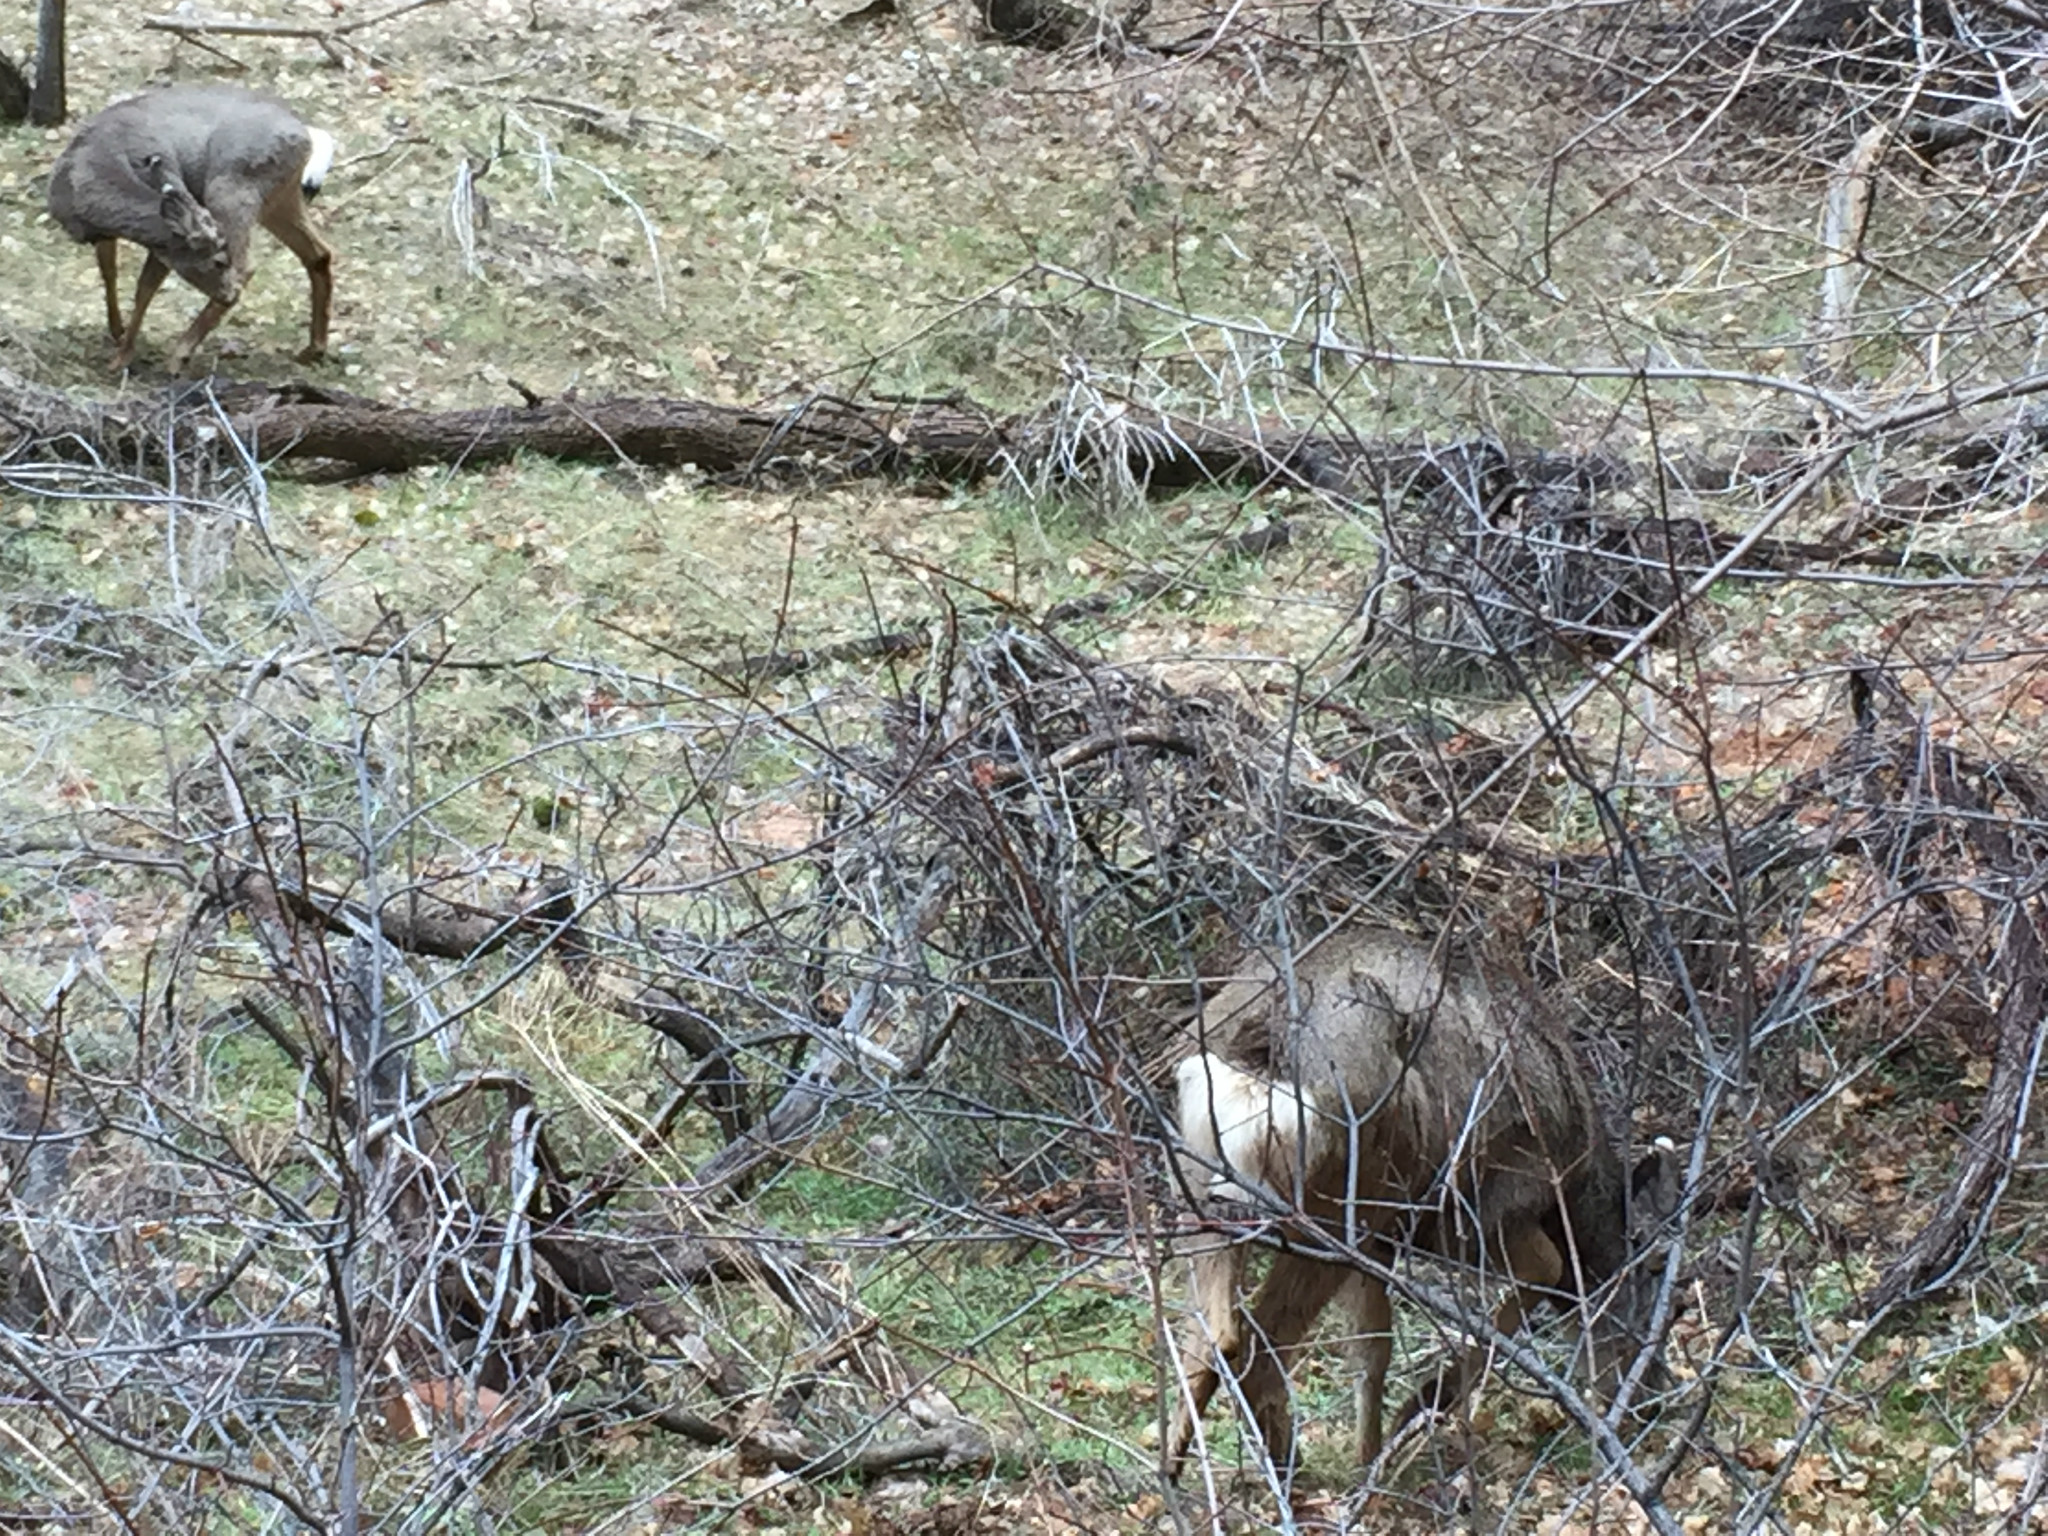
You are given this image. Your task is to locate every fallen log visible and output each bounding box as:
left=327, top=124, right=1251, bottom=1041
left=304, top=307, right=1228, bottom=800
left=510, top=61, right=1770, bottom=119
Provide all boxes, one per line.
left=0, top=369, right=1351, bottom=491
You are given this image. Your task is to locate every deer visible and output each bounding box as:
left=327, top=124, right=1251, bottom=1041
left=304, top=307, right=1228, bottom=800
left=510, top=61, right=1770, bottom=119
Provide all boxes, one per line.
left=46, top=83, right=336, bottom=375
left=1164, top=921, right=1668, bottom=1479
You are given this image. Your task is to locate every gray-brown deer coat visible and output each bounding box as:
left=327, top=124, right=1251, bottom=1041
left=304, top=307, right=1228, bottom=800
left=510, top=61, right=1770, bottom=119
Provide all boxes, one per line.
left=1165, top=922, right=1652, bottom=1476
left=47, top=83, right=335, bottom=374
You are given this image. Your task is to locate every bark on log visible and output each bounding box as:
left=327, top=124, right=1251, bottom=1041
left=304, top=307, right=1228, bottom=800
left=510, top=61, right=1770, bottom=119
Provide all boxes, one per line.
left=639, top=1397, right=996, bottom=1479
left=5, top=371, right=2041, bottom=549
left=0, top=369, right=1348, bottom=492
left=231, top=393, right=1005, bottom=477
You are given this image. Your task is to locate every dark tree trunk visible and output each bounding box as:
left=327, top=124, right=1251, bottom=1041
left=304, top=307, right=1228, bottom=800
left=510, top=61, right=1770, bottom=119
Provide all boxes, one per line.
left=29, top=0, right=64, bottom=127
left=0, top=50, right=28, bottom=123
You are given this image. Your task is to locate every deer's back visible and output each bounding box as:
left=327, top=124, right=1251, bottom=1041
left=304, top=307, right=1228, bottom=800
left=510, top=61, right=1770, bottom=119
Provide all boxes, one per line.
left=48, top=85, right=311, bottom=247
left=1195, top=925, right=1616, bottom=1257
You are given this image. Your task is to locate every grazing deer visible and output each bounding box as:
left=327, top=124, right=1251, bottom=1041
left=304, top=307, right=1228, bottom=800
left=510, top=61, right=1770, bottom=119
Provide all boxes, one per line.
left=1165, top=922, right=1665, bottom=1477
left=47, top=83, right=336, bottom=374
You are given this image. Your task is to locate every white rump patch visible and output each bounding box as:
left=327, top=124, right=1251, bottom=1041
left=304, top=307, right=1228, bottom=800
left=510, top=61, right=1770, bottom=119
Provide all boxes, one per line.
left=1176, top=1052, right=1329, bottom=1207
left=302, top=127, right=337, bottom=194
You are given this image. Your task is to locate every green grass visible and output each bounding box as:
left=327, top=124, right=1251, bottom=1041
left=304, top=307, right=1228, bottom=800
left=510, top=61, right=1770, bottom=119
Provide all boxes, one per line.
left=759, top=1158, right=917, bottom=1235
left=859, top=1240, right=1162, bottom=1463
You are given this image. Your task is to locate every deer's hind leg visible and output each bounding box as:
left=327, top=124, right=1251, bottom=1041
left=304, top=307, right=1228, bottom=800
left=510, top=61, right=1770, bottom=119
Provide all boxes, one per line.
left=1231, top=1253, right=1351, bottom=1475
left=111, top=253, right=172, bottom=374
left=1336, top=1267, right=1394, bottom=1466
left=1165, top=1230, right=1244, bottom=1478
left=259, top=182, right=333, bottom=364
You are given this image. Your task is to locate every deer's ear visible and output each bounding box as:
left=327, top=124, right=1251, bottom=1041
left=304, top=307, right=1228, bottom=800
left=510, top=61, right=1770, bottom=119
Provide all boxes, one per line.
left=157, top=180, right=221, bottom=251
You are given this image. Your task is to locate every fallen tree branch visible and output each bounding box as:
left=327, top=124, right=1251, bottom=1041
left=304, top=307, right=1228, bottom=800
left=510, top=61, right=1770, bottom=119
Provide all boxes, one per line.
left=683, top=862, right=956, bottom=1201
left=1815, top=123, right=1888, bottom=384
left=1904, top=71, right=2048, bottom=157
left=639, top=1397, right=995, bottom=1479
left=715, top=628, right=927, bottom=682
left=203, top=866, right=573, bottom=961
left=142, top=0, right=452, bottom=44
left=978, top=727, right=1199, bottom=789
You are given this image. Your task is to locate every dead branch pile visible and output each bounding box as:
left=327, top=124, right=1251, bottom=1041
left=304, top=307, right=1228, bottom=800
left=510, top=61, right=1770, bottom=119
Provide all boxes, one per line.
left=1636, top=0, right=2048, bottom=154
left=1351, top=440, right=1785, bottom=681
left=827, top=631, right=1579, bottom=1140
left=1731, top=667, right=2048, bottom=1307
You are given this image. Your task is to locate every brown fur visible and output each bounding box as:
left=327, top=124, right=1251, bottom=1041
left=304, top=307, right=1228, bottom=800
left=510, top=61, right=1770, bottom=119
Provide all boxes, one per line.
left=1165, top=922, right=1641, bottom=1475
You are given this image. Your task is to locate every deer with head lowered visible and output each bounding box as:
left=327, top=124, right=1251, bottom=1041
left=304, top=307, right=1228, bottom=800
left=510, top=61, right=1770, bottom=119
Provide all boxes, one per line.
left=1165, top=921, right=1667, bottom=1477
left=47, top=83, right=336, bottom=375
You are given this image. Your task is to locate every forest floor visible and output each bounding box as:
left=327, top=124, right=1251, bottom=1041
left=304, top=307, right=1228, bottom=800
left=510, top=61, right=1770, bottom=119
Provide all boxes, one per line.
left=2, top=0, right=2046, bottom=1531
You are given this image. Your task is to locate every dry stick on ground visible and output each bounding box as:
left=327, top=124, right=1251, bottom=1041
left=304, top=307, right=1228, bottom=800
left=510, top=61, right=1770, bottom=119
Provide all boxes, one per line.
left=517, top=94, right=725, bottom=154
left=207, top=867, right=573, bottom=962
left=975, top=726, right=1199, bottom=789
left=208, top=865, right=755, bottom=1138
left=639, top=1399, right=994, bottom=1479
left=718, top=628, right=926, bottom=682
left=206, top=869, right=923, bottom=1422
left=1814, top=123, right=1889, bottom=386
left=611, top=1222, right=992, bottom=1480
left=142, top=0, right=453, bottom=55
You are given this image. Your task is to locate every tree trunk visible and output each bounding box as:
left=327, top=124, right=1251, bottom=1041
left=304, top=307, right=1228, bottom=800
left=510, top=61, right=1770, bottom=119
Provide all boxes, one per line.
left=0, top=50, right=28, bottom=123
left=29, top=0, right=64, bottom=127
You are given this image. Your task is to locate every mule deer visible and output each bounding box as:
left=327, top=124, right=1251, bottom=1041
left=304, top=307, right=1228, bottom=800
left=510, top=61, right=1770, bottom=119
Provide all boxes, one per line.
left=47, top=84, right=336, bottom=374
left=1165, top=922, right=1663, bottom=1477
